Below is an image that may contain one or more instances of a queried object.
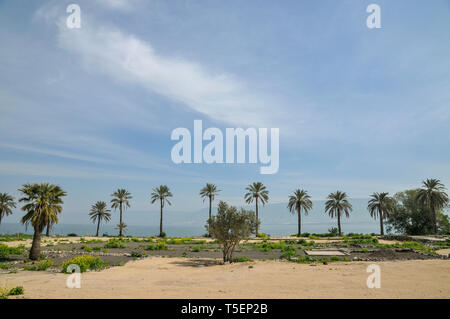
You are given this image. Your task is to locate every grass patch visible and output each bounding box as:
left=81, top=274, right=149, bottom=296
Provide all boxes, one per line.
left=104, top=239, right=126, bottom=249
left=146, top=241, right=167, bottom=251
left=233, top=256, right=253, bottom=263
left=0, top=244, right=24, bottom=256
left=23, top=259, right=54, bottom=271
left=62, top=255, right=106, bottom=273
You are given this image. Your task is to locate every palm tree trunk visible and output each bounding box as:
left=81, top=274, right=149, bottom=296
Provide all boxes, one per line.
left=119, top=203, right=123, bottom=237
left=337, top=210, right=342, bottom=236
left=96, top=219, right=100, bottom=237
left=432, top=206, right=437, bottom=235
left=208, top=195, right=212, bottom=236
left=255, top=198, right=259, bottom=237
left=29, top=227, right=42, bottom=260
left=297, top=207, right=301, bottom=236
left=159, top=199, right=164, bottom=237
left=45, top=221, right=50, bottom=237
left=379, top=211, right=384, bottom=235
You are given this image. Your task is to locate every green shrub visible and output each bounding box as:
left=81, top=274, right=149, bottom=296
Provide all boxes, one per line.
left=24, top=259, right=54, bottom=271
left=146, top=241, right=167, bottom=251
left=131, top=250, right=146, bottom=258
left=92, top=246, right=101, bottom=252
left=191, top=246, right=201, bottom=252
left=9, top=286, right=24, bottom=296
left=233, top=256, right=253, bottom=262
left=81, top=245, right=93, bottom=252
left=104, top=239, right=126, bottom=249
left=62, top=255, right=106, bottom=273
left=280, top=246, right=297, bottom=260
left=0, top=244, right=23, bottom=256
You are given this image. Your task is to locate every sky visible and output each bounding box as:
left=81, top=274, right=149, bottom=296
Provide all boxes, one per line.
left=0, top=0, right=449, bottom=225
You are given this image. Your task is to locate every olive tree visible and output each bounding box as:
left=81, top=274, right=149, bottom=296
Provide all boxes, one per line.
left=207, top=201, right=259, bottom=263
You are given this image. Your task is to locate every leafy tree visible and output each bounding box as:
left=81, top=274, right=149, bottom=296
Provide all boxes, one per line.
left=367, top=192, right=393, bottom=235
left=0, top=193, right=15, bottom=227
left=244, top=182, right=269, bottom=236
left=151, top=185, right=173, bottom=237
left=89, top=201, right=111, bottom=236
left=387, top=189, right=449, bottom=235
left=325, top=191, right=352, bottom=236
left=111, top=189, right=132, bottom=237
left=199, top=183, right=220, bottom=236
left=207, top=201, right=258, bottom=263
left=18, top=183, right=67, bottom=260
left=416, top=179, right=449, bottom=235
left=116, top=222, right=128, bottom=236
left=287, top=189, right=313, bottom=236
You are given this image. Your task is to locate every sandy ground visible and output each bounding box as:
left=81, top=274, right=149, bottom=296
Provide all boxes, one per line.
left=2, top=257, right=449, bottom=299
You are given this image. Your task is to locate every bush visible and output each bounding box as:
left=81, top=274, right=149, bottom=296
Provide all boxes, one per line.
left=131, top=250, right=146, bottom=258
left=158, top=232, right=167, bottom=238
left=0, top=244, right=23, bottom=256
left=23, top=259, right=54, bottom=271
left=67, top=233, right=78, bottom=237
left=233, top=256, right=253, bottom=262
left=146, top=241, right=167, bottom=251
left=104, top=239, right=126, bottom=249
left=9, top=286, right=24, bottom=296
left=62, top=255, right=106, bottom=273
left=80, top=245, right=93, bottom=252
left=280, top=246, right=297, bottom=260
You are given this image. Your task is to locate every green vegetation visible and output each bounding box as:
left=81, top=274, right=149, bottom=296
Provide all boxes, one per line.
left=104, top=239, right=126, bottom=249
left=151, top=185, right=173, bottom=238
left=233, top=256, right=253, bottom=262
left=287, top=189, right=313, bottom=236
left=8, top=286, right=24, bottom=296
left=208, top=201, right=258, bottom=263
left=0, top=193, right=16, bottom=225
left=23, top=259, right=54, bottom=271
left=0, top=243, right=23, bottom=256
left=146, top=241, right=167, bottom=251
left=18, top=183, right=67, bottom=260
left=80, top=245, right=93, bottom=252
left=111, top=189, right=132, bottom=237
left=0, top=233, right=33, bottom=242
left=89, top=201, right=111, bottom=237
left=62, top=255, right=106, bottom=273
left=245, top=182, right=269, bottom=237
left=200, top=183, right=221, bottom=236
left=325, top=191, right=353, bottom=236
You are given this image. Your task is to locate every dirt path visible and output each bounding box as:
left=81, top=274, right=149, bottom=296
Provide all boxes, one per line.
left=3, top=258, right=449, bottom=299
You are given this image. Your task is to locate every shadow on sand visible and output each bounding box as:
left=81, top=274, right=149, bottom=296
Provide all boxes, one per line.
left=169, top=258, right=223, bottom=268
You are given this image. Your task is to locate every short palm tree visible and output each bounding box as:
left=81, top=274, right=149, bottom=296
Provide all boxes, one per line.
left=111, top=189, right=132, bottom=237
left=89, top=201, right=111, bottom=237
left=151, top=185, right=173, bottom=237
left=200, top=183, right=220, bottom=236
left=18, top=183, right=66, bottom=260
left=325, top=191, right=352, bottom=236
left=287, top=189, right=313, bottom=236
left=416, top=179, right=449, bottom=235
left=244, top=182, right=269, bottom=236
left=0, top=193, right=16, bottom=227
left=367, top=192, right=393, bottom=235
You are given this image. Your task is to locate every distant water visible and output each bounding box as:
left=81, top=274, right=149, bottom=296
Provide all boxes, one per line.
left=0, top=222, right=380, bottom=237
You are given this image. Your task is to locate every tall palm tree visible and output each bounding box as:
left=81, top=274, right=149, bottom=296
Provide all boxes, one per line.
left=89, top=201, right=111, bottom=237
left=244, top=182, right=269, bottom=236
left=200, top=183, right=220, bottom=236
left=18, top=183, right=66, bottom=260
left=111, top=189, right=132, bottom=237
left=151, top=185, right=173, bottom=237
left=325, top=191, right=352, bottom=236
left=44, top=185, right=66, bottom=236
left=287, top=189, right=313, bottom=236
left=367, top=192, right=393, bottom=235
left=0, top=193, right=16, bottom=227
left=417, top=179, right=449, bottom=235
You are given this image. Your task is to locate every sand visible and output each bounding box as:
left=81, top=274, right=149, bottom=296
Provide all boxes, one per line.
left=3, top=257, right=449, bottom=299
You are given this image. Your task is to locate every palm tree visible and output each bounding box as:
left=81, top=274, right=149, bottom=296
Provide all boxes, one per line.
left=244, top=182, right=269, bottom=236
left=200, top=183, right=220, bottom=236
left=18, top=183, right=66, bottom=260
left=151, top=185, right=173, bottom=237
left=417, top=179, right=449, bottom=235
left=0, top=193, right=16, bottom=227
left=367, top=192, right=393, bottom=235
left=89, top=201, right=111, bottom=237
left=111, top=189, right=132, bottom=237
left=325, top=191, right=352, bottom=236
left=44, top=185, right=66, bottom=236
left=287, top=189, right=313, bottom=236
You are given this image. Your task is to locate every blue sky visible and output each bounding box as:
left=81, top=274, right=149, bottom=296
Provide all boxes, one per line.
left=0, top=0, right=449, bottom=225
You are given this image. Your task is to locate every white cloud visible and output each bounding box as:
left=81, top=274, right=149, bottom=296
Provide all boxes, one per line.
left=56, top=22, right=278, bottom=127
